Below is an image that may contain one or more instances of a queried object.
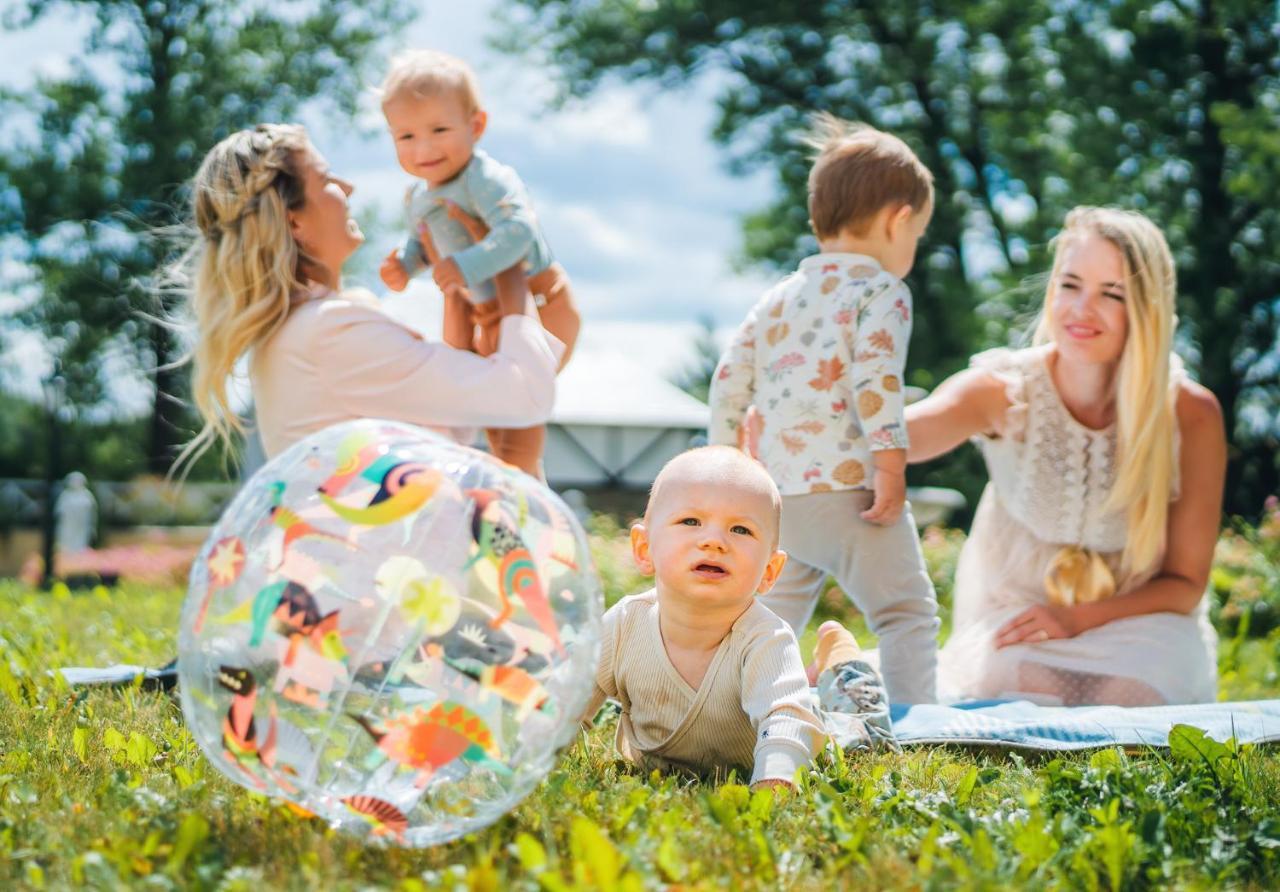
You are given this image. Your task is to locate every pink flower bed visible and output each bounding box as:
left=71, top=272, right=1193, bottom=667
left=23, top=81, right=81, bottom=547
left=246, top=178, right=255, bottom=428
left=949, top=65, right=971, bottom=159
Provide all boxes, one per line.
left=21, top=543, right=199, bottom=586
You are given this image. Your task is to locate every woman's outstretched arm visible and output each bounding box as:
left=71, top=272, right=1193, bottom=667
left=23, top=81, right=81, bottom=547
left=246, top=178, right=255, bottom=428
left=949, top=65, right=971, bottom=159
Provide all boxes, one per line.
left=905, top=368, right=1011, bottom=463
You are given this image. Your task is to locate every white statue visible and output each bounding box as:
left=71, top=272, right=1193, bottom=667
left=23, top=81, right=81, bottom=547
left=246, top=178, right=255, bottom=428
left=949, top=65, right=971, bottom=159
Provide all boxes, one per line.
left=55, top=471, right=97, bottom=553
left=560, top=488, right=591, bottom=524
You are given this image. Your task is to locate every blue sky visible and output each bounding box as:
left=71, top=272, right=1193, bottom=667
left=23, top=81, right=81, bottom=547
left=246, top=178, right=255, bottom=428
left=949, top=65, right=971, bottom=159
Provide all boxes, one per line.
left=0, top=0, right=780, bottom=411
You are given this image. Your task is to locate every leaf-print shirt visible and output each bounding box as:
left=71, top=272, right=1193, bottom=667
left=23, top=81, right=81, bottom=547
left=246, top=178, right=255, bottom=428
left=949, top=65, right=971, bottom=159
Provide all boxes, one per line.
left=708, top=253, right=912, bottom=496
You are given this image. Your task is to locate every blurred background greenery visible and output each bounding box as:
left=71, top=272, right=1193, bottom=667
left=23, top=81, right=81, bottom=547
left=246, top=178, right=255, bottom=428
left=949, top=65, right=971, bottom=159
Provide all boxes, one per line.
left=0, top=0, right=1276, bottom=525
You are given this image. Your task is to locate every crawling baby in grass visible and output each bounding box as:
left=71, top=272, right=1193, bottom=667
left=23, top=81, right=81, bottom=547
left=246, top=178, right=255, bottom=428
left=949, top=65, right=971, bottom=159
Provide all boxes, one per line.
left=583, top=446, right=897, bottom=790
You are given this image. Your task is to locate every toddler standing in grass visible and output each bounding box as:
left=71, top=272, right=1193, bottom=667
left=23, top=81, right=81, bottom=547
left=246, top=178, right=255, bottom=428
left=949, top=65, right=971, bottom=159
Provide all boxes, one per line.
left=377, top=49, right=581, bottom=478
left=709, top=115, right=940, bottom=704
left=583, top=446, right=896, bottom=790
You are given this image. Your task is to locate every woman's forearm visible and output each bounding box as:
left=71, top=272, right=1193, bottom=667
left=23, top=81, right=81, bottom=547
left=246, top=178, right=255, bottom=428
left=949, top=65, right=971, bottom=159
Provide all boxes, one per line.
left=1073, top=573, right=1205, bottom=632
left=493, top=264, right=536, bottom=318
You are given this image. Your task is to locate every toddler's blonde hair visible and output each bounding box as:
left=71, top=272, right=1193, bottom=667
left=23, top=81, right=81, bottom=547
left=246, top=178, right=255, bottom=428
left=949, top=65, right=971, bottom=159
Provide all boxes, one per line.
left=174, top=123, right=313, bottom=472
left=806, top=113, right=934, bottom=240
left=1034, top=206, right=1180, bottom=582
left=380, top=49, right=482, bottom=113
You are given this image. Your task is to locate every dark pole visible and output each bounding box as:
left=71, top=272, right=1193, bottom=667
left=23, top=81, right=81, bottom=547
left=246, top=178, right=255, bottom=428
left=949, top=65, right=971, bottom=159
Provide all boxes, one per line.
left=39, top=366, right=63, bottom=590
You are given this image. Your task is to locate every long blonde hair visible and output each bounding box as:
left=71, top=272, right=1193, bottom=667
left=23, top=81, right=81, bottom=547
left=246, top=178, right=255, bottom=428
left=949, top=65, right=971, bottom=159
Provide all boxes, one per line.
left=174, top=123, right=313, bottom=472
left=1034, top=206, right=1179, bottom=581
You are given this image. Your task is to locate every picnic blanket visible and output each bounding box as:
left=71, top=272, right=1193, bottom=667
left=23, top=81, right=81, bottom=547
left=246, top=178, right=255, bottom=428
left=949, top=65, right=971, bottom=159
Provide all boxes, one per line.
left=890, top=698, right=1280, bottom=750
left=60, top=661, right=177, bottom=691
left=58, top=663, right=1280, bottom=752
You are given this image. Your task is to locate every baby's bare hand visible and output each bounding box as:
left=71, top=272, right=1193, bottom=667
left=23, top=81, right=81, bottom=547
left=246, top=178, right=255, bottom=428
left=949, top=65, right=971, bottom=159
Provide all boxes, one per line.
left=860, top=469, right=905, bottom=526
left=739, top=406, right=764, bottom=460
left=433, top=256, right=467, bottom=296
left=379, top=251, right=408, bottom=292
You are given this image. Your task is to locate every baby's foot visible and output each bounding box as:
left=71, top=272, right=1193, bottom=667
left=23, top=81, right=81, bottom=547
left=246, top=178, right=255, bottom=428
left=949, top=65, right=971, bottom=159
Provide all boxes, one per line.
left=806, top=620, right=863, bottom=686
left=812, top=624, right=897, bottom=751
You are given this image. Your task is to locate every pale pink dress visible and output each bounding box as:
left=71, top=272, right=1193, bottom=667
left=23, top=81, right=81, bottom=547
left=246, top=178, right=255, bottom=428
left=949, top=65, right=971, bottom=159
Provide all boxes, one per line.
left=937, top=345, right=1218, bottom=706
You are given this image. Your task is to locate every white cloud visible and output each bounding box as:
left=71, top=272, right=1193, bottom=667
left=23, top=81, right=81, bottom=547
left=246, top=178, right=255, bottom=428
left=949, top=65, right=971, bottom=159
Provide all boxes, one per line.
left=548, top=201, right=652, bottom=261
left=508, top=90, right=654, bottom=150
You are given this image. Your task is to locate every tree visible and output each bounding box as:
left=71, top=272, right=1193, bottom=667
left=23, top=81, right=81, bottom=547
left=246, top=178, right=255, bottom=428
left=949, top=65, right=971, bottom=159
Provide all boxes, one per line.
left=503, top=0, right=1280, bottom=515
left=1055, top=1, right=1280, bottom=511
left=0, top=0, right=415, bottom=474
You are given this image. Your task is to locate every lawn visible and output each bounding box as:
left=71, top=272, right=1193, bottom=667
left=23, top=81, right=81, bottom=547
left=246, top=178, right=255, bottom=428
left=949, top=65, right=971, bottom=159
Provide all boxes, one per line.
left=2, top=519, right=1279, bottom=890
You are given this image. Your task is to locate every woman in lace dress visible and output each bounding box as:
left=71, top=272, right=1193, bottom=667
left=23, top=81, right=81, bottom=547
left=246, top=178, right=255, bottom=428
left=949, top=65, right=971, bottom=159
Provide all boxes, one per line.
left=907, top=207, right=1226, bottom=706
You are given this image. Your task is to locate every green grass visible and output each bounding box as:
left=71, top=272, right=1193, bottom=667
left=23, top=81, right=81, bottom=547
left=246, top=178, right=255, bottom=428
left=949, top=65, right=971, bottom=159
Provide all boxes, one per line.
left=2, top=525, right=1279, bottom=890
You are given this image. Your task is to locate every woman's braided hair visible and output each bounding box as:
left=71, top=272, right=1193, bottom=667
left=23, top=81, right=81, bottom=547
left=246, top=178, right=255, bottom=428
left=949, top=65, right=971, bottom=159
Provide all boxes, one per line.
left=177, top=123, right=313, bottom=472
left=194, top=124, right=308, bottom=237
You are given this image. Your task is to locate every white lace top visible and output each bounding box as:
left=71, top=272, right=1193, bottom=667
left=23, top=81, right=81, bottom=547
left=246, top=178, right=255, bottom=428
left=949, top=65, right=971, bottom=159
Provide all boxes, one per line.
left=972, top=345, right=1125, bottom=552
left=971, top=345, right=1182, bottom=554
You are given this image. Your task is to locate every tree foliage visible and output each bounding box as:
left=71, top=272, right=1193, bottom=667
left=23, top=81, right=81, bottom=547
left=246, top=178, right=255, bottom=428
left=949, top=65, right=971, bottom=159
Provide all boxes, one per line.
left=505, top=0, right=1280, bottom=515
left=0, top=0, right=414, bottom=474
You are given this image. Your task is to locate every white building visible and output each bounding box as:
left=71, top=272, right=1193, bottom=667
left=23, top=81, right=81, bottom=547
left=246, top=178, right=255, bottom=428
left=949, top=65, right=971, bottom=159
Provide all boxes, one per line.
left=545, top=345, right=708, bottom=490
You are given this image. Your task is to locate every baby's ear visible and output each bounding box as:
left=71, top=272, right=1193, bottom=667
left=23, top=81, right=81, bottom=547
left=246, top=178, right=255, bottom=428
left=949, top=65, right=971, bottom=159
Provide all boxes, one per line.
left=886, top=202, right=914, bottom=240
left=629, top=522, right=655, bottom=576
left=755, top=549, right=788, bottom=595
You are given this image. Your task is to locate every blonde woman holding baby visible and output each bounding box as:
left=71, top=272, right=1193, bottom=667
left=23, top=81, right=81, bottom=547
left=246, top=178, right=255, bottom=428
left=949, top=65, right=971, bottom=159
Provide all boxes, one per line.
left=907, top=206, right=1226, bottom=706
left=178, top=123, right=562, bottom=466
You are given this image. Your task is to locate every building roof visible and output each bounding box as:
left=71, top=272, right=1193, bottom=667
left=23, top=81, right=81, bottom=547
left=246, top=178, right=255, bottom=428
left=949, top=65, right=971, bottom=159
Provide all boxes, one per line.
left=551, top=346, right=710, bottom=429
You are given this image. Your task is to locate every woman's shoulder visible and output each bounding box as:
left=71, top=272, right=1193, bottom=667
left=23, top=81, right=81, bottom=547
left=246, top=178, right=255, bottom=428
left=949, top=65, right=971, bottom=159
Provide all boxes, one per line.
left=1166, top=376, right=1226, bottom=507
left=1174, top=377, right=1225, bottom=440
left=295, top=288, right=387, bottom=325
left=968, top=343, right=1050, bottom=377
left=952, top=345, right=1051, bottom=442
left=273, top=289, right=403, bottom=353
left=315, top=286, right=381, bottom=310
left=955, top=345, right=1048, bottom=402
